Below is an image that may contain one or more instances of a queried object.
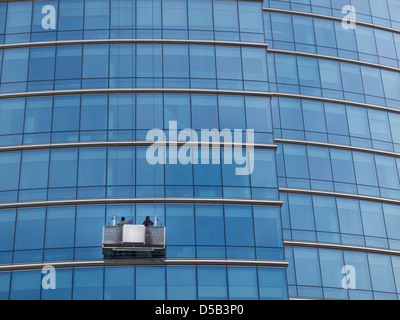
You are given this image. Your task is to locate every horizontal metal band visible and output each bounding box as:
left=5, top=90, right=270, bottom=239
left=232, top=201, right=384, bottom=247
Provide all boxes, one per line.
left=263, top=7, right=400, bottom=35
left=0, top=88, right=398, bottom=115
left=0, top=197, right=283, bottom=210
left=285, top=240, right=400, bottom=257
left=268, top=48, right=400, bottom=73
left=0, top=258, right=288, bottom=273
left=279, top=187, right=400, bottom=206
left=0, top=38, right=268, bottom=50
left=0, top=140, right=278, bottom=153
left=275, top=138, right=400, bottom=158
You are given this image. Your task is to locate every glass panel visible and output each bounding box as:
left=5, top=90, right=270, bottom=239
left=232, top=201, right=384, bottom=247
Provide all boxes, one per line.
left=73, top=268, right=104, bottom=300
left=167, top=266, right=196, bottom=300
left=104, top=267, right=134, bottom=300
left=197, top=266, right=228, bottom=300
left=14, top=208, right=45, bottom=250
left=136, top=267, right=165, bottom=300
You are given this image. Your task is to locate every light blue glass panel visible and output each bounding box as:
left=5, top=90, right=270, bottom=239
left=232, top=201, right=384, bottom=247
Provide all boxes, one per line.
left=319, top=60, right=342, bottom=91
left=319, top=249, right=344, bottom=288
left=197, top=266, right=228, bottom=300
left=55, top=46, right=82, bottom=80
left=20, top=150, right=49, bottom=189
left=343, top=251, right=371, bottom=290
left=254, top=207, right=282, bottom=247
left=6, top=2, right=32, bottom=34
left=2, top=49, right=29, bottom=83
left=228, top=267, right=258, bottom=300
left=167, top=266, right=196, bottom=300
left=82, top=45, right=109, bottom=79
left=297, top=57, right=320, bottom=88
left=163, top=45, right=189, bottom=78
left=75, top=206, right=105, bottom=247
left=216, top=47, right=242, bottom=80
left=314, top=19, right=336, bottom=48
left=45, top=207, right=75, bottom=249
left=337, top=198, right=363, bottom=235
left=188, top=0, right=213, bottom=30
left=293, top=247, right=322, bottom=286
left=383, top=204, right=400, bottom=240
left=368, top=254, right=396, bottom=293
left=368, top=110, right=391, bottom=142
left=49, top=149, right=78, bottom=188
left=41, top=269, right=72, bottom=300
left=382, top=70, right=400, bottom=101
left=238, top=2, right=263, bottom=34
left=293, top=15, right=315, bottom=45
left=375, top=156, right=400, bottom=190
left=73, top=268, right=104, bottom=300
left=353, top=152, right=378, bottom=187
left=242, top=48, right=267, bottom=81
left=0, top=152, right=21, bottom=191
left=313, top=197, right=339, bottom=233
left=360, top=202, right=386, bottom=238
left=14, top=208, right=45, bottom=250
left=288, top=194, right=315, bottom=230
left=28, top=48, right=56, bottom=82
left=340, top=63, right=363, bottom=94
left=307, top=147, right=333, bottom=181
left=361, top=66, right=384, bottom=98
left=78, top=148, right=106, bottom=187
left=111, top=0, right=135, bottom=29
left=224, top=206, right=254, bottom=246
left=346, top=106, right=370, bottom=139
left=0, top=98, right=25, bottom=136
left=283, top=145, right=309, bottom=179
left=258, top=268, right=288, bottom=300
left=25, top=97, right=53, bottom=134
left=107, top=147, right=135, bottom=186
left=213, top=0, right=239, bottom=32
left=271, top=13, right=294, bottom=42
left=58, top=0, right=84, bottom=31
left=355, top=26, right=377, bottom=55
left=104, top=267, right=134, bottom=300
left=189, top=46, right=216, bottom=79
left=110, top=45, right=135, bottom=78
left=275, top=55, right=298, bottom=85
left=166, top=205, right=195, bottom=246
left=330, top=149, right=356, bottom=184
left=162, top=0, right=187, bottom=29
left=136, top=267, right=165, bottom=300
left=84, top=0, right=109, bottom=30
left=0, top=210, right=15, bottom=251
left=10, top=271, right=41, bottom=300
left=195, top=205, right=225, bottom=246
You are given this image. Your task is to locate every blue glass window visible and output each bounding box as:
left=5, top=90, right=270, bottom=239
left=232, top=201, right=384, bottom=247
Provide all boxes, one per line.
left=0, top=98, right=25, bottom=136
left=166, top=205, right=195, bottom=246
left=283, top=145, right=309, bottom=179
left=360, top=202, right=386, bottom=238
left=382, top=70, right=400, bottom=101
left=319, top=60, right=342, bottom=91
left=28, top=48, right=56, bottom=82
left=10, top=271, right=41, bottom=300
left=314, top=19, right=336, bottom=48
left=213, top=0, right=239, bottom=32
left=78, top=149, right=106, bottom=187
left=162, top=0, right=187, bottom=30
left=337, top=198, right=363, bottom=235
left=275, top=55, right=298, bottom=85
left=167, top=266, right=196, bottom=300
left=258, top=268, right=288, bottom=300
left=80, top=95, right=108, bottom=131
left=2, top=49, right=29, bottom=83
left=73, top=268, right=104, bottom=300
left=216, top=47, right=242, bottom=80
left=340, top=63, right=363, bottom=94
left=288, top=194, right=315, bottom=231
left=189, top=46, right=216, bottom=79
left=6, top=2, right=32, bottom=34
left=136, top=45, right=162, bottom=78
left=313, top=197, right=339, bottom=233
left=82, top=45, right=109, bottom=79
left=195, top=205, right=225, bottom=246
left=346, top=107, right=370, bottom=139
left=254, top=207, right=282, bottom=247
left=110, top=0, right=135, bottom=29
left=353, top=152, right=378, bottom=187
left=375, top=156, right=400, bottom=190
left=197, top=266, right=227, bottom=300
left=330, top=149, right=356, bottom=184
left=55, top=46, right=82, bottom=80
left=24, top=97, right=52, bottom=134
left=52, top=96, right=80, bottom=132
left=108, top=95, right=135, bottom=130
left=368, top=254, right=396, bottom=293
left=49, top=149, right=78, bottom=188
left=355, top=26, right=377, bottom=56
left=361, top=66, right=384, bottom=98
left=107, top=147, right=135, bottom=187
left=293, top=247, right=322, bottom=286
left=191, top=95, right=218, bottom=129
left=20, top=150, right=49, bottom=190
left=228, top=267, right=258, bottom=300
left=302, top=101, right=326, bottom=133
left=136, top=267, right=165, bottom=300
left=271, top=13, right=293, bottom=42
left=110, top=45, right=135, bottom=78
left=0, top=210, right=16, bottom=251
left=188, top=0, right=213, bottom=31
left=45, top=207, right=75, bottom=249
left=163, top=45, right=189, bottom=78
left=383, top=204, right=400, bottom=240
left=297, top=57, right=320, bottom=88
left=224, top=206, right=254, bottom=246
left=0, top=152, right=20, bottom=191
left=308, top=147, right=333, bottom=181
left=104, top=267, right=134, bottom=300
left=14, top=208, right=45, bottom=250
left=75, top=206, right=105, bottom=247
left=293, top=16, right=315, bottom=46
left=84, top=0, right=109, bottom=30
left=238, top=2, right=263, bottom=34
left=58, top=0, right=84, bottom=31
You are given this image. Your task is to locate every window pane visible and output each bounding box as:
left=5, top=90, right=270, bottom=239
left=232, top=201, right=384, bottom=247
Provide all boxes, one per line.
left=166, top=205, right=195, bottom=245
left=28, top=48, right=56, bottom=81
left=20, top=150, right=49, bottom=189
left=0, top=152, right=21, bottom=191
left=283, top=145, right=309, bottom=179
left=78, top=149, right=106, bottom=187
left=80, top=95, right=107, bottom=131
left=49, top=149, right=78, bottom=188
left=167, top=266, right=196, bottom=300
left=84, top=0, right=109, bottom=30
left=82, top=45, right=109, bottom=79
left=224, top=206, right=254, bottom=246
left=136, top=267, right=165, bottom=300
left=293, top=247, right=322, bottom=286
left=195, top=205, right=225, bottom=246
left=15, top=208, right=45, bottom=250
left=0, top=210, right=16, bottom=251
left=55, top=46, right=82, bottom=80
left=24, top=97, right=53, bottom=134
left=0, top=98, right=25, bottom=135
left=337, top=198, right=363, bottom=235
left=216, top=47, right=242, bottom=80
left=189, top=46, right=216, bottom=79
left=313, top=197, right=339, bottom=233
left=330, top=149, right=356, bottom=184
left=104, top=267, right=134, bottom=300
left=45, top=207, right=75, bottom=248
left=288, top=194, right=315, bottom=230
left=188, top=0, right=213, bottom=30
left=73, top=268, right=103, bottom=300
left=2, top=49, right=29, bottom=83
left=360, top=202, right=386, bottom=238
left=213, top=0, right=238, bottom=32
left=242, top=48, right=267, bottom=81
left=52, top=96, right=80, bottom=132
left=162, top=0, right=187, bottom=29
left=75, top=206, right=105, bottom=247
left=228, top=267, right=258, bottom=300
left=163, top=45, right=189, bottom=78
left=197, top=266, right=227, bottom=300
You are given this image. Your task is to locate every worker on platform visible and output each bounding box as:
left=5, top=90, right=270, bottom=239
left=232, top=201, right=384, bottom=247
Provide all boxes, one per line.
left=143, top=216, right=154, bottom=227
left=118, top=217, right=132, bottom=226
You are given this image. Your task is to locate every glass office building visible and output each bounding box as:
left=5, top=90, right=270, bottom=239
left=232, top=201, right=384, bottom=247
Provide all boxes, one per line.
left=0, top=0, right=399, bottom=300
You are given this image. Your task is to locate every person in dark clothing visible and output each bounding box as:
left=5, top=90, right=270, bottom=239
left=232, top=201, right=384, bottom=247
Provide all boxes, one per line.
left=143, top=216, right=154, bottom=227
left=118, top=217, right=132, bottom=226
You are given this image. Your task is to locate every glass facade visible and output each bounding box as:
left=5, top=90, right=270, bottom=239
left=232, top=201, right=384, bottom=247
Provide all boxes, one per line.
left=0, top=0, right=399, bottom=301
